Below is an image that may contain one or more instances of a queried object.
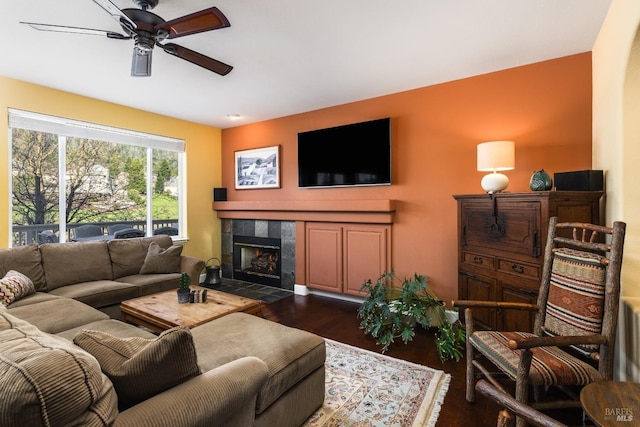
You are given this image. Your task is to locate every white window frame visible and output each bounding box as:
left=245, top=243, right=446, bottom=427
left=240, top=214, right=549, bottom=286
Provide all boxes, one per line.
left=8, top=108, right=186, bottom=244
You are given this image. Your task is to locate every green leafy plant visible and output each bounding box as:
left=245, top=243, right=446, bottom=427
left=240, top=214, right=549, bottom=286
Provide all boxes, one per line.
left=357, top=270, right=465, bottom=362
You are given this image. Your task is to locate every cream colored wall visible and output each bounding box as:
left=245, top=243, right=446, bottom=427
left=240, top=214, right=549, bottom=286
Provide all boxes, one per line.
left=0, top=76, right=222, bottom=261
left=592, top=0, right=640, bottom=381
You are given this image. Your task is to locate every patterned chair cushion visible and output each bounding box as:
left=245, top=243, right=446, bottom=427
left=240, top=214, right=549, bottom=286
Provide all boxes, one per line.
left=470, top=330, right=603, bottom=386
left=543, top=248, right=607, bottom=355
left=74, top=326, right=201, bottom=409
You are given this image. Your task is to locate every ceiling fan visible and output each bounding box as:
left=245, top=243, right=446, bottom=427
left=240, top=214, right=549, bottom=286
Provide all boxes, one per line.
left=21, top=0, right=232, bottom=77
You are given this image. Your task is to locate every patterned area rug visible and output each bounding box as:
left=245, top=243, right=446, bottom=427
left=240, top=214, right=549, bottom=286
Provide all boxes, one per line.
left=304, top=339, right=450, bottom=427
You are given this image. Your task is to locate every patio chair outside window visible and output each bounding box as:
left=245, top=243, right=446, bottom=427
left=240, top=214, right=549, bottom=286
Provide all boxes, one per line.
left=107, top=224, right=130, bottom=235
left=153, top=226, right=178, bottom=236
left=73, top=224, right=103, bottom=239
left=37, top=230, right=59, bottom=244
left=113, top=228, right=146, bottom=239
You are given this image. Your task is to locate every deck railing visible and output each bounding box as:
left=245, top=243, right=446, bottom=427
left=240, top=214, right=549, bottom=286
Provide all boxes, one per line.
left=12, top=220, right=179, bottom=246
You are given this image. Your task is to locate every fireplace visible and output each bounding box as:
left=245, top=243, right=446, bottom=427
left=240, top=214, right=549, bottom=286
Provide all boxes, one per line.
left=233, top=235, right=282, bottom=288
left=221, top=219, right=295, bottom=290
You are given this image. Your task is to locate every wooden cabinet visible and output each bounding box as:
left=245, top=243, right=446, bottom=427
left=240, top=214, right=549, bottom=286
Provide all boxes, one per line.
left=454, top=191, right=605, bottom=331
left=306, top=223, right=391, bottom=296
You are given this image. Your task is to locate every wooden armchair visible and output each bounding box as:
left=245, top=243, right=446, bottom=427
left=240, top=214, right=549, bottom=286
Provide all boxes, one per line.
left=454, top=217, right=626, bottom=427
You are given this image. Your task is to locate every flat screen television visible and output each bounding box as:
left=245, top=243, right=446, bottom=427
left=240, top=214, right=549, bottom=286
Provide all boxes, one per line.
left=297, top=118, right=391, bottom=188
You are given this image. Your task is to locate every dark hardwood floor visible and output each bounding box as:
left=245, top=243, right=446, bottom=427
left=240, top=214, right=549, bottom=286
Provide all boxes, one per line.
left=262, top=293, right=591, bottom=427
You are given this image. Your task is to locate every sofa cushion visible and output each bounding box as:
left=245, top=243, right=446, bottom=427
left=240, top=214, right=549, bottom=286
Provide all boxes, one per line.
left=117, top=273, right=180, bottom=296
left=0, top=270, right=36, bottom=306
left=40, top=241, right=113, bottom=290
left=74, top=326, right=201, bottom=410
left=2, top=291, right=63, bottom=308
left=108, top=235, right=173, bottom=279
left=48, top=280, right=139, bottom=309
left=57, top=318, right=158, bottom=342
left=190, top=312, right=326, bottom=414
left=0, top=309, right=118, bottom=426
left=139, top=242, right=183, bottom=274
left=0, top=243, right=46, bottom=291
left=7, top=296, right=109, bottom=334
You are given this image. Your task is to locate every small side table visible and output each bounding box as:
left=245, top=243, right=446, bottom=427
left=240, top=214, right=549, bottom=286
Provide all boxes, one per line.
left=580, top=381, right=640, bottom=426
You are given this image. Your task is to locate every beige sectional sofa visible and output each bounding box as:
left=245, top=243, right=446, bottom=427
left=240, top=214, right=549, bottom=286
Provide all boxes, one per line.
left=0, top=234, right=205, bottom=319
left=0, top=237, right=326, bottom=426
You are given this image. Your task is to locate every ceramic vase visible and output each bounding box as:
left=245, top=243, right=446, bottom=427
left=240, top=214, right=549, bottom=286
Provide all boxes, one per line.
left=529, top=169, right=553, bottom=191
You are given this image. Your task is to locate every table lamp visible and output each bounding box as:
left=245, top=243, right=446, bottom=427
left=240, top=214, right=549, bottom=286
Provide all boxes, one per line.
left=477, top=140, right=515, bottom=193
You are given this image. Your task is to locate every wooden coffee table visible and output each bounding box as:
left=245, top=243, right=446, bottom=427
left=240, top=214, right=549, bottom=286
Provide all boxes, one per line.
left=120, top=285, right=264, bottom=333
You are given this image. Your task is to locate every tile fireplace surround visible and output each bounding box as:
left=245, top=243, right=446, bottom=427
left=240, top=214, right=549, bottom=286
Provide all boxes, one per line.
left=221, top=219, right=296, bottom=291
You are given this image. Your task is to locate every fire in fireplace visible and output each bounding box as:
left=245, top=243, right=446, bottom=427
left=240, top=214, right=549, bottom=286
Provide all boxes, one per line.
left=233, top=235, right=282, bottom=288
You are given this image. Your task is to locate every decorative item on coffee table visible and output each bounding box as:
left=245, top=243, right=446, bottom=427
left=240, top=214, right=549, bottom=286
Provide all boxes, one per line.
left=177, top=273, right=190, bottom=303
left=358, top=270, right=465, bottom=362
left=189, top=288, right=207, bottom=303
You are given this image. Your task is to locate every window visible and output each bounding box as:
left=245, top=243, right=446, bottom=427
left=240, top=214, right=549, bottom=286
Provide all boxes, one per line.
left=9, top=109, right=185, bottom=245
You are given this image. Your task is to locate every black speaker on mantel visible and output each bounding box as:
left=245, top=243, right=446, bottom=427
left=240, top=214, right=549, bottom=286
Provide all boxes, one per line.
left=213, top=188, right=227, bottom=202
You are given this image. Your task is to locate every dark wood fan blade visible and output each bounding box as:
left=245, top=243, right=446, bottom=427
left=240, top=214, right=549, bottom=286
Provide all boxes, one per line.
left=160, top=43, right=232, bottom=76
left=21, top=22, right=130, bottom=39
left=155, top=7, right=230, bottom=39
left=92, top=0, right=137, bottom=32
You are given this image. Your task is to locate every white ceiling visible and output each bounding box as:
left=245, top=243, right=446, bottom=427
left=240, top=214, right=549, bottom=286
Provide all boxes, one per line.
left=1, top=1, right=611, bottom=129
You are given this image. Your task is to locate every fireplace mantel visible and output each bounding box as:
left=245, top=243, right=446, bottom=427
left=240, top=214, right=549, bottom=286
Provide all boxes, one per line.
left=213, top=199, right=395, bottom=224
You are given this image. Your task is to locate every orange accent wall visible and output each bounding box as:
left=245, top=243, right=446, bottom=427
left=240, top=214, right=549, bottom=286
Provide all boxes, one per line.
left=220, top=53, right=593, bottom=303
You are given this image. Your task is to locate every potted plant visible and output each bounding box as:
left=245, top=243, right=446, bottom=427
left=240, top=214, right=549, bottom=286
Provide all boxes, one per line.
left=357, top=270, right=465, bottom=362
left=177, top=272, right=191, bottom=304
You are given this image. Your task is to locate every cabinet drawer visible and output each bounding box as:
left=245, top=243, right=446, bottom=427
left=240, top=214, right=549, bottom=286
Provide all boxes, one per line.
left=462, top=251, right=495, bottom=270
left=497, top=259, right=540, bottom=280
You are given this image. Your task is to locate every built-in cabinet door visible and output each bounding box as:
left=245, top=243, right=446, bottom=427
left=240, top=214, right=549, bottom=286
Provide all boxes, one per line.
left=306, top=223, right=343, bottom=292
left=306, top=222, right=391, bottom=296
left=343, top=224, right=390, bottom=296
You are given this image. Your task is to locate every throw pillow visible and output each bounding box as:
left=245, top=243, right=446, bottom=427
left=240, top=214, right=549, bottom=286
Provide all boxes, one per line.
left=0, top=270, right=36, bottom=306
left=139, top=242, right=183, bottom=274
left=73, top=326, right=201, bottom=409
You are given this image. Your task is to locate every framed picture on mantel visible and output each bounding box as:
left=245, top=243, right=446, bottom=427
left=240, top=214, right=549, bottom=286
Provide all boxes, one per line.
left=234, top=145, right=280, bottom=189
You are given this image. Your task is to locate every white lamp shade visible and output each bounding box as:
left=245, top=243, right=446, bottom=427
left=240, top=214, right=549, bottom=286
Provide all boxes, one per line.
left=477, top=141, right=515, bottom=172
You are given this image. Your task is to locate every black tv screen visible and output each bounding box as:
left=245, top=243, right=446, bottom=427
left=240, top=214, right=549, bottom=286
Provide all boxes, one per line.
left=297, top=118, right=391, bottom=188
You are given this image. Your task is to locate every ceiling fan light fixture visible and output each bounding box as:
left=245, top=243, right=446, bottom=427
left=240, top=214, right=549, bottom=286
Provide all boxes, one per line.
left=131, top=47, right=152, bottom=77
